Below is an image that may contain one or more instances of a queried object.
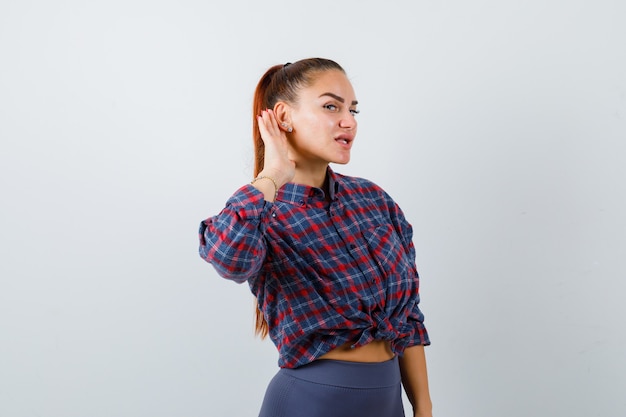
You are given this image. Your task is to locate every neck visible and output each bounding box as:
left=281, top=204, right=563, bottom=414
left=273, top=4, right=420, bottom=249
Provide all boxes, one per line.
left=292, top=165, right=329, bottom=188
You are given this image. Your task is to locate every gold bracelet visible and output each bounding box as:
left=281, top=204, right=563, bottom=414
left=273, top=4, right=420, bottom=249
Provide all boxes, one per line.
left=251, top=175, right=279, bottom=200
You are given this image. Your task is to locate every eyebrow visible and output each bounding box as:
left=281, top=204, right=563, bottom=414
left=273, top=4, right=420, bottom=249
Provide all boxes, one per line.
left=319, top=92, right=358, bottom=106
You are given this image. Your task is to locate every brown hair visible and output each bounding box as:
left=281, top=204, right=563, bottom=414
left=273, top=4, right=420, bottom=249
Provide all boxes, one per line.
left=251, top=58, right=345, bottom=338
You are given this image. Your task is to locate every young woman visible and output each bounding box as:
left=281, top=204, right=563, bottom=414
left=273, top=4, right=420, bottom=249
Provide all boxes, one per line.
left=198, top=58, right=432, bottom=417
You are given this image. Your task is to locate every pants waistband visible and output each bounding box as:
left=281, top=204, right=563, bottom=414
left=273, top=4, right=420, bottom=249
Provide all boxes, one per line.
left=280, top=356, right=400, bottom=388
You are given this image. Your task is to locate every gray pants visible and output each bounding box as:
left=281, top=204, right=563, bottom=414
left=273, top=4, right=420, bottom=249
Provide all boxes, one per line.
left=258, top=357, right=405, bottom=417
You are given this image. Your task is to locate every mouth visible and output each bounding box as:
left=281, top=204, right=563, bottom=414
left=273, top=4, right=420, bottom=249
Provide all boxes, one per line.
left=335, top=134, right=354, bottom=146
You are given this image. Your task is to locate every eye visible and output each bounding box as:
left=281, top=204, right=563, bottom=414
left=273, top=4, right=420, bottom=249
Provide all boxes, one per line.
left=324, top=104, right=338, bottom=112
left=350, top=109, right=360, bottom=116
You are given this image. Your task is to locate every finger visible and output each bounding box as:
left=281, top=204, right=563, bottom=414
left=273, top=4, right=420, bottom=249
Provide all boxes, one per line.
left=265, top=109, right=281, bottom=134
left=259, top=110, right=285, bottom=143
left=257, top=113, right=272, bottom=143
left=259, top=110, right=276, bottom=132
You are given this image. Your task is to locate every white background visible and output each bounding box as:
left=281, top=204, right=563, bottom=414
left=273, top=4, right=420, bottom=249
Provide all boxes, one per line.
left=1, top=1, right=625, bottom=416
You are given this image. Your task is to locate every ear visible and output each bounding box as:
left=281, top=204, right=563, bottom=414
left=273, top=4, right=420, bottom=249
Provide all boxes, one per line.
left=273, top=101, right=293, bottom=132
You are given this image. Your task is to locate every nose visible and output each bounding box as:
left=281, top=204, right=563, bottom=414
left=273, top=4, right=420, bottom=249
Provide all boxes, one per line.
left=339, top=110, right=357, bottom=130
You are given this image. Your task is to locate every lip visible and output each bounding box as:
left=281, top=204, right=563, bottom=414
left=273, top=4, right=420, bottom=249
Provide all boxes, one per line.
left=334, top=134, right=355, bottom=147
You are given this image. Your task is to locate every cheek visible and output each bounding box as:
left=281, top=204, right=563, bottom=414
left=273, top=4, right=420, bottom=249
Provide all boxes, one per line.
left=297, top=113, right=320, bottom=128
left=307, top=116, right=330, bottom=131
left=322, top=115, right=339, bottom=129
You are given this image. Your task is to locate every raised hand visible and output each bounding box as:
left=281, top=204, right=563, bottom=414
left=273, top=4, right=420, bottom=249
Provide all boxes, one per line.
left=256, top=109, right=296, bottom=189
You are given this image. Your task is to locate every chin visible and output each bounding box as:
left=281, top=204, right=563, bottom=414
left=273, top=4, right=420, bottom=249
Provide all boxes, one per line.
left=331, top=153, right=351, bottom=165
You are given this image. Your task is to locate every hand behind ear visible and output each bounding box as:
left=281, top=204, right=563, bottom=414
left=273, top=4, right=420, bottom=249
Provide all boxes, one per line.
left=257, top=109, right=296, bottom=187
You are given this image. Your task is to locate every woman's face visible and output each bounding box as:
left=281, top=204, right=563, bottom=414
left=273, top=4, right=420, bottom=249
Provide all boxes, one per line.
left=287, top=70, right=359, bottom=172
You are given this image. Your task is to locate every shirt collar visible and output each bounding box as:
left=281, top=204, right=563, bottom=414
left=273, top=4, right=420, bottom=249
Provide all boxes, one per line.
left=277, top=167, right=340, bottom=206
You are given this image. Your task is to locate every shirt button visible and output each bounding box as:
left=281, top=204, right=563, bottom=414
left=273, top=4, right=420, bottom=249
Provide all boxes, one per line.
left=299, top=200, right=305, bottom=206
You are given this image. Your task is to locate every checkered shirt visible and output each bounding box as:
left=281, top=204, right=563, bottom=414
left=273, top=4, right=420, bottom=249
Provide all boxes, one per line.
left=199, top=168, right=430, bottom=368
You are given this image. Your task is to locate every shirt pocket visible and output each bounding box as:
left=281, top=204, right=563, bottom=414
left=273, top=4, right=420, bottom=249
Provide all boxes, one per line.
left=361, top=224, right=411, bottom=279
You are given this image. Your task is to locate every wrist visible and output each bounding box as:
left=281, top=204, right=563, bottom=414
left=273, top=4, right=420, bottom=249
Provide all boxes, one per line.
left=257, top=168, right=291, bottom=189
left=414, top=400, right=433, bottom=417
left=251, top=175, right=279, bottom=200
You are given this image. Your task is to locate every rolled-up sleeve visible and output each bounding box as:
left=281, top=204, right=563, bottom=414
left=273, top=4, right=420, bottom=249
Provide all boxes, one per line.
left=385, top=191, right=431, bottom=350
left=405, top=297, right=431, bottom=347
left=199, top=185, right=272, bottom=283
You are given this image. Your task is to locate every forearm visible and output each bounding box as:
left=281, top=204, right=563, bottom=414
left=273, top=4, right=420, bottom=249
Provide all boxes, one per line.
left=399, top=345, right=432, bottom=417
left=198, top=187, right=269, bottom=282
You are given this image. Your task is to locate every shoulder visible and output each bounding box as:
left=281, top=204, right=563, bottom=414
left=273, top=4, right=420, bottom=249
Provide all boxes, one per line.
left=334, top=171, right=394, bottom=203
left=334, top=170, right=411, bottom=223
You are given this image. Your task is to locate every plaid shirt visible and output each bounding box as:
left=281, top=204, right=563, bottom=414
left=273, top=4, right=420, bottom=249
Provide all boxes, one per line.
left=199, top=168, right=430, bottom=368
